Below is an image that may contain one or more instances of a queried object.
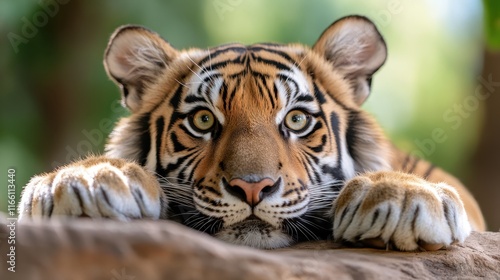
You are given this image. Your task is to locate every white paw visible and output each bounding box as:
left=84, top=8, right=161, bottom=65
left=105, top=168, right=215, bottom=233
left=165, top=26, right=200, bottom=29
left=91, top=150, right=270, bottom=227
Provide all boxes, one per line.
left=18, top=157, right=165, bottom=221
left=332, top=172, right=471, bottom=251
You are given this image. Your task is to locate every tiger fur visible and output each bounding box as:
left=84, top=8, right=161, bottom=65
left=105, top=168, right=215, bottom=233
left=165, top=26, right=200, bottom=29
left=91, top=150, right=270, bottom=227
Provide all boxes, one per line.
left=18, top=16, right=485, bottom=251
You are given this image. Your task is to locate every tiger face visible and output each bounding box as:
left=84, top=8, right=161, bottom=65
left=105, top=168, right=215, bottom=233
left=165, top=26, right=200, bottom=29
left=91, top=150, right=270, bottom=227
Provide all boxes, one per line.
left=104, top=16, right=391, bottom=248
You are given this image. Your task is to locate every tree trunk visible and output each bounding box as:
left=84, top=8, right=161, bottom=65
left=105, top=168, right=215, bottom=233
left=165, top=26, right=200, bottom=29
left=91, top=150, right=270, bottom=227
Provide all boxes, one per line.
left=469, top=49, right=500, bottom=231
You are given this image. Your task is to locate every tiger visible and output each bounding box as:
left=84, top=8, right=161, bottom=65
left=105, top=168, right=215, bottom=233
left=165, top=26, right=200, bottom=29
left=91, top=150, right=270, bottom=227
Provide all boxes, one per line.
left=18, top=15, right=485, bottom=251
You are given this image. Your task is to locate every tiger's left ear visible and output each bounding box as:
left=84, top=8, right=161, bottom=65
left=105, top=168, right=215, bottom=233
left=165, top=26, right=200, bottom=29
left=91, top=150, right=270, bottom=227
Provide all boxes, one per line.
left=313, top=16, right=387, bottom=105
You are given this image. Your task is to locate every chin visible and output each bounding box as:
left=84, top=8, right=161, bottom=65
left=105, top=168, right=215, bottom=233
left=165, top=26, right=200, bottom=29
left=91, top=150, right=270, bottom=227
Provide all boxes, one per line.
left=214, top=219, right=294, bottom=249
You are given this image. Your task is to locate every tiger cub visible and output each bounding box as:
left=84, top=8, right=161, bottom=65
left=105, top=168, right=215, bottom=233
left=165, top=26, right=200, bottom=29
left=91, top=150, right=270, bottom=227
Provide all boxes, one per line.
left=18, top=16, right=485, bottom=251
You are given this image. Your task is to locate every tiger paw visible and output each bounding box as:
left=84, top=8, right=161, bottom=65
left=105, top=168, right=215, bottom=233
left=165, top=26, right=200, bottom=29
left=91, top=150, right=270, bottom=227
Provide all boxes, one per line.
left=18, top=156, right=166, bottom=221
left=332, top=171, right=471, bottom=251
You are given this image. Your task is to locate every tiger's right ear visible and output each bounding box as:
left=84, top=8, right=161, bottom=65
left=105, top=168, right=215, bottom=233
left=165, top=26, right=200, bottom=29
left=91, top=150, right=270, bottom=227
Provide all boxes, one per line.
left=104, top=25, right=179, bottom=112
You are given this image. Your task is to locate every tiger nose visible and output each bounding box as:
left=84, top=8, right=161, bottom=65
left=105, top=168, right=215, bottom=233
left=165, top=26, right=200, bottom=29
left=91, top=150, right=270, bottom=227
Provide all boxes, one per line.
left=226, top=178, right=280, bottom=206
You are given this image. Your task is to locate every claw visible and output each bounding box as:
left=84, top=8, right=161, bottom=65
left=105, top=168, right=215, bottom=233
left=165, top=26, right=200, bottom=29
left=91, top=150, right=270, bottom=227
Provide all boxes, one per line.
left=360, top=237, right=386, bottom=249
left=418, top=241, right=444, bottom=251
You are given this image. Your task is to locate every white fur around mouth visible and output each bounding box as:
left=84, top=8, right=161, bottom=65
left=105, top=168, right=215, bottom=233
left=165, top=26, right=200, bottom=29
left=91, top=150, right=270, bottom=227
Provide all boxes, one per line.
left=214, top=219, right=293, bottom=249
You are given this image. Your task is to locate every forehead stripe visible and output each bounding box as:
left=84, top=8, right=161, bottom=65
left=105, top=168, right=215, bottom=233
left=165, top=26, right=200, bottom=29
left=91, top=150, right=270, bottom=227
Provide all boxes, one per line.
left=247, top=46, right=298, bottom=65
left=251, top=55, right=291, bottom=72
left=198, top=46, right=247, bottom=66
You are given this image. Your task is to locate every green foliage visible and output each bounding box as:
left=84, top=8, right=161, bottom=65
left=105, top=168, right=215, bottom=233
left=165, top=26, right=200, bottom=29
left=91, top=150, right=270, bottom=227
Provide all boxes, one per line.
left=483, top=0, right=500, bottom=49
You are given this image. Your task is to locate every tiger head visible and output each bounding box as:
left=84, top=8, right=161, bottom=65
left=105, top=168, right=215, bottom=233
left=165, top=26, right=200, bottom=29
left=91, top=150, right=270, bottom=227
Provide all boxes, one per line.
left=103, top=16, right=391, bottom=248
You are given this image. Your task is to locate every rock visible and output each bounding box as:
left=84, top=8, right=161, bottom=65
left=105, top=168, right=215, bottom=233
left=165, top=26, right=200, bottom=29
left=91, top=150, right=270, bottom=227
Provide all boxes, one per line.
left=1, top=216, right=499, bottom=280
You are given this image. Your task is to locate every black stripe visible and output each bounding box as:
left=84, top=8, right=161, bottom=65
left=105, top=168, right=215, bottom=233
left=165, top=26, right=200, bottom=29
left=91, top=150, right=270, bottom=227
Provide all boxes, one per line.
left=179, top=152, right=202, bottom=179
left=71, top=184, right=84, bottom=216
left=184, top=95, right=206, bottom=104
left=411, top=206, right=420, bottom=235
left=131, top=188, right=146, bottom=218
left=252, top=71, right=270, bottom=79
left=44, top=189, right=54, bottom=217
left=371, top=209, right=380, bottom=227
left=304, top=150, right=320, bottom=164
left=343, top=203, right=361, bottom=232
left=203, top=57, right=245, bottom=72
left=187, top=157, right=203, bottom=183
left=248, top=46, right=298, bottom=65
left=220, top=82, right=229, bottom=111
left=443, top=201, right=457, bottom=240
left=228, top=69, right=248, bottom=79
left=401, top=154, right=411, bottom=171
left=227, top=84, right=238, bottom=111
left=267, top=82, right=276, bottom=108
left=253, top=73, right=266, bottom=99
left=155, top=117, right=165, bottom=174
left=256, top=74, right=275, bottom=108
left=330, top=112, right=342, bottom=169
left=179, top=124, right=196, bottom=139
left=25, top=187, right=34, bottom=216
left=170, top=133, right=187, bottom=152
left=345, top=111, right=360, bottom=163
left=151, top=80, right=185, bottom=114
left=295, top=94, right=315, bottom=103
left=277, top=73, right=299, bottom=99
left=401, top=191, right=409, bottom=214
left=136, top=113, right=152, bottom=166
left=423, top=164, right=435, bottom=179
left=309, top=134, right=327, bottom=153
left=164, top=152, right=191, bottom=178
left=313, top=83, right=327, bottom=104
left=100, top=188, right=112, bottom=209
left=336, top=207, right=348, bottom=233
left=313, top=82, right=353, bottom=111
left=167, top=84, right=186, bottom=131
left=301, top=121, right=323, bottom=139
left=408, top=158, right=420, bottom=173
left=201, top=76, right=218, bottom=105
left=302, top=152, right=321, bottom=183
left=321, top=164, right=344, bottom=182
left=204, top=186, right=222, bottom=196
left=272, top=82, right=279, bottom=106
left=251, top=54, right=291, bottom=71
left=198, top=45, right=247, bottom=66
left=378, top=206, right=392, bottom=234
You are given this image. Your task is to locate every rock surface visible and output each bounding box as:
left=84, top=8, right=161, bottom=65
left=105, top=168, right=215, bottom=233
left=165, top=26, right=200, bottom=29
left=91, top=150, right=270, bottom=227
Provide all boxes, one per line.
left=1, top=216, right=499, bottom=280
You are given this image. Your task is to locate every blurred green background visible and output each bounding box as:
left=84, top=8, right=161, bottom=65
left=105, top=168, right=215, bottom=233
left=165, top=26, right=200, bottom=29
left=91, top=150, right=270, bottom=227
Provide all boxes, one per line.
left=1, top=0, right=499, bottom=230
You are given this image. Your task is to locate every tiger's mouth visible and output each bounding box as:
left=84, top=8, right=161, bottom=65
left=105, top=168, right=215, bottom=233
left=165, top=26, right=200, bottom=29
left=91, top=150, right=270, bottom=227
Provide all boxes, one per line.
left=232, top=217, right=270, bottom=229
left=232, top=214, right=272, bottom=228
left=215, top=214, right=294, bottom=249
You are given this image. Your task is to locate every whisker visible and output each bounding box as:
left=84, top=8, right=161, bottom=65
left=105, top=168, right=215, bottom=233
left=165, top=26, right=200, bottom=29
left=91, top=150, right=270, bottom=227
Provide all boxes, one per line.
left=294, top=219, right=319, bottom=241
left=174, top=78, right=191, bottom=89
left=184, top=214, right=206, bottom=227
left=284, top=52, right=309, bottom=84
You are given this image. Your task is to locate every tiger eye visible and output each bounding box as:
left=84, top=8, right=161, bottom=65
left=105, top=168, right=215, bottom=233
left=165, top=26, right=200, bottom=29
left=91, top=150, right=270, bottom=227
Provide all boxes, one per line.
left=192, top=110, right=215, bottom=131
left=285, top=110, right=309, bottom=132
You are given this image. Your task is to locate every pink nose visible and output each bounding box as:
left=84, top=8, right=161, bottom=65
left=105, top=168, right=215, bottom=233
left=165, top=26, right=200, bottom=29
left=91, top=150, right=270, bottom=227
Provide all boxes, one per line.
left=228, top=178, right=278, bottom=206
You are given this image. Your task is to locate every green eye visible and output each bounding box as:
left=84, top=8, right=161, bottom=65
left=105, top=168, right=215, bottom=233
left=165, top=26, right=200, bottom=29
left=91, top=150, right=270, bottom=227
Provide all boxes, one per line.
left=192, top=110, right=215, bottom=131
left=285, top=110, right=309, bottom=132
